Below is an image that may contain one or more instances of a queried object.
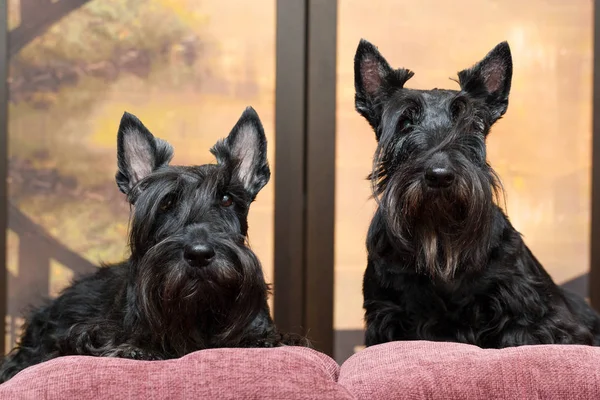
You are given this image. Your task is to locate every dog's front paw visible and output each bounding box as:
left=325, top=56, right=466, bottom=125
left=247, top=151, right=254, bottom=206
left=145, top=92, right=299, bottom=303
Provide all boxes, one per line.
left=254, top=332, right=310, bottom=348
left=107, top=345, right=162, bottom=361
left=124, top=349, right=161, bottom=361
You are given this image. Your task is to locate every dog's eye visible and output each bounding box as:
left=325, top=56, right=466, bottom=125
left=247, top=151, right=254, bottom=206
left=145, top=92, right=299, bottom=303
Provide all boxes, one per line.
left=159, top=195, right=175, bottom=212
left=220, top=194, right=233, bottom=207
left=398, top=117, right=412, bottom=133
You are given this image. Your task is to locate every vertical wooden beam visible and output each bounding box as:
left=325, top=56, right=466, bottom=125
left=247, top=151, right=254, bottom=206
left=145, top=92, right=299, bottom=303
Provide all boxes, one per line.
left=0, top=0, right=8, bottom=354
left=274, top=0, right=337, bottom=356
left=304, top=0, right=337, bottom=355
left=274, top=0, right=308, bottom=336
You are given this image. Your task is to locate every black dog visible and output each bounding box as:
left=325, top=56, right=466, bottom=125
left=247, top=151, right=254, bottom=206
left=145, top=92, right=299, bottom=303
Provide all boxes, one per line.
left=354, top=39, right=600, bottom=348
left=0, top=107, right=306, bottom=383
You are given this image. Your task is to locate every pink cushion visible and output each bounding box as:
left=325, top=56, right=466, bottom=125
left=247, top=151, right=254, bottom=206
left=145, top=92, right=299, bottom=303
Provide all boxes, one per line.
left=339, top=341, right=600, bottom=400
left=0, top=347, right=353, bottom=400
left=5, top=341, right=600, bottom=399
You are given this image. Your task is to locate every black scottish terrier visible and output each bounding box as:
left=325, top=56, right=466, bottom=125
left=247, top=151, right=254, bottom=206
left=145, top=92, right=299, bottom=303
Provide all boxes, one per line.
left=0, top=107, right=306, bottom=383
left=354, top=39, right=600, bottom=348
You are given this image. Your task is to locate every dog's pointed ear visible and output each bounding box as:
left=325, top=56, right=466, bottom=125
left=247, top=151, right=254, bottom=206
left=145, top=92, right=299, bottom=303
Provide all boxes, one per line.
left=211, top=107, right=270, bottom=199
left=458, top=41, right=513, bottom=123
left=354, top=39, right=414, bottom=130
left=115, top=112, right=174, bottom=196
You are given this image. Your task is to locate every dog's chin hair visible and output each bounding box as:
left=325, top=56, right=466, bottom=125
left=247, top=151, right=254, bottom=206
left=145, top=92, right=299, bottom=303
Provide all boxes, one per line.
left=134, top=240, right=267, bottom=350
left=378, top=166, right=501, bottom=281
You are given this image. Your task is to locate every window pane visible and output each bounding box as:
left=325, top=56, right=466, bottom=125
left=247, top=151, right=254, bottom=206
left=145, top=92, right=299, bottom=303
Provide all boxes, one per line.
left=335, top=0, right=592, bottom=361
left=6, top=0, right=275, bottom=352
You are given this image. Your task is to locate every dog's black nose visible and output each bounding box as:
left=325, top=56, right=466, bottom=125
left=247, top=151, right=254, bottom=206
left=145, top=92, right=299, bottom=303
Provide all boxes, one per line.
left=184, top=244, right=215, bottom=267
left=424, top=167, right=455, bottom=188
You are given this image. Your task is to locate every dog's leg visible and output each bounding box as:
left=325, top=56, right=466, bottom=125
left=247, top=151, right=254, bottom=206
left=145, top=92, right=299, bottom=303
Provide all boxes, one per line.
left=363, top=299, right=411, bottom=347
left=60, top=322, right=162, bottom=361
left=497, top=319, right=595, bottom=347
left=0, top=308, right=61, bottom=383
left=560, top=288, right=600, bottom=344
left=0, top=345, right=58, bottom=383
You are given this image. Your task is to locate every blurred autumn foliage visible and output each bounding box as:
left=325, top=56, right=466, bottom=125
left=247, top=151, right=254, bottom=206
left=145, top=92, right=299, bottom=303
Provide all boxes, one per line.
left=8, top=0, right=204, bottom=108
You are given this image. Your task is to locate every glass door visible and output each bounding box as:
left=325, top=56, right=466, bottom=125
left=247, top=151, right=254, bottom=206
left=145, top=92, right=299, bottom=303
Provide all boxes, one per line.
left=334, top=0, right=593, bottom=362
left=5, top=0, right=276, bottom=352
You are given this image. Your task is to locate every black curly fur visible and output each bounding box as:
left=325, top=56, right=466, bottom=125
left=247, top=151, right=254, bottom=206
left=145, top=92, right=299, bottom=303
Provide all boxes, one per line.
left=354, top=39, right=600, bottom=348
left=0, top=107, right=308, bottom=383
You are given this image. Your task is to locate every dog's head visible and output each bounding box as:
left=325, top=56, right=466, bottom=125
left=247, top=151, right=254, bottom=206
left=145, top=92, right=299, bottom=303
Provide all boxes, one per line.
left=354, top=40, right=512, bottom=280
left=115, top=107, right=270, bottom=346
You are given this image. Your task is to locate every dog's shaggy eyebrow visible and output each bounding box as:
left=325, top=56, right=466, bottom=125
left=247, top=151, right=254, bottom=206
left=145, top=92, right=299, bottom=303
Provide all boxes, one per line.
left=385, top=91, right=424, bottom=111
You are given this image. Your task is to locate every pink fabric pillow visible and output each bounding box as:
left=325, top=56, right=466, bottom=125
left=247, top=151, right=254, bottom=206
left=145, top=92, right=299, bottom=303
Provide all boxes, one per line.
left=0, top=347, right=353, bottom=400
left=339, top=341, right=600, bottom=400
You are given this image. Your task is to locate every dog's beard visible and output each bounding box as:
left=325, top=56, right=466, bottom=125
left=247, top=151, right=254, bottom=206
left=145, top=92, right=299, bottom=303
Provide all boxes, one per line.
left=132, top=235, right=268, bottom=352
left=375, top=159, right=500, bottom=281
